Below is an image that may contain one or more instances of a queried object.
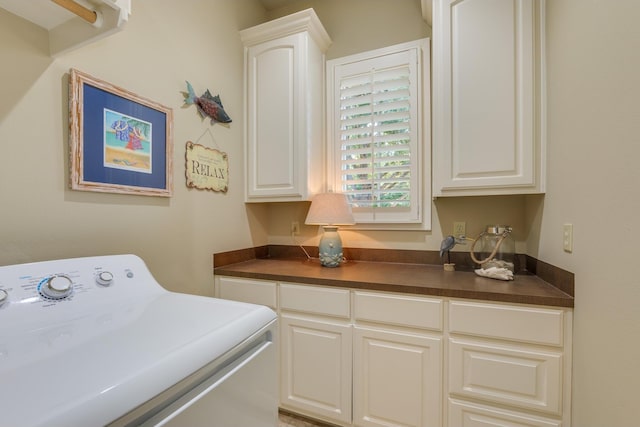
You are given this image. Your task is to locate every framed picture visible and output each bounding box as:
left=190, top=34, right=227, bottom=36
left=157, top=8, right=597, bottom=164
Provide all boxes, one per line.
left=69, top=68, right=173, bottom=197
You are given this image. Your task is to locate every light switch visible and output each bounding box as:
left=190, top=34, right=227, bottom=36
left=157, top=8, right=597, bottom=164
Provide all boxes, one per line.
left=563, top=224, right=573, bottom=253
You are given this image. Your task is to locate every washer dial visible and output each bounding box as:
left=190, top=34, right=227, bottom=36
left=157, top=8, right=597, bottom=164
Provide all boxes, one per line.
left=39, top=275, right=73, bottom=300
left=96, top=271, right=114, bottom=286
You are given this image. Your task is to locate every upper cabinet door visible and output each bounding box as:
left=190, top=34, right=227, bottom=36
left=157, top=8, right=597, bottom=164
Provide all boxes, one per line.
left=241, top=9, right=331, bottom=202
left=432, top=0, right=545, bottom=196
left=245, top=34, right=303, bottom=200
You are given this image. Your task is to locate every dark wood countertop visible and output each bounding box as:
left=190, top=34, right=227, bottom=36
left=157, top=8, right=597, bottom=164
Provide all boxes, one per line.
left=214, top=257, right=574, bottom=308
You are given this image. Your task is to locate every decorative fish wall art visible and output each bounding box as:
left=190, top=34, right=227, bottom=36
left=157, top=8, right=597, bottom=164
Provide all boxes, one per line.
left=182, top=81, right=232, bottom=125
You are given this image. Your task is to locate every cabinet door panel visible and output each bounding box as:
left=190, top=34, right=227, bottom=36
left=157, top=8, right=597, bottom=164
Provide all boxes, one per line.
left=354, top=291, right=443, bottom=331
left=449, top=338, right=562, bottom=415
left=246, top=34, right=300, bottom=198
left=449, top=300, right=564, bottom=346
left=354, top=327, right=442, bottom=427
left=449, top=399, right=562, bottom=427
left=280, top=283, right=351, bottom=318
left=452, top=0, right=527, bottom=179
left=433, top=0, right=543, bottom=195
left=280, top=315, right=352, bottom=424
left=217, top=276, right=277, bottom=309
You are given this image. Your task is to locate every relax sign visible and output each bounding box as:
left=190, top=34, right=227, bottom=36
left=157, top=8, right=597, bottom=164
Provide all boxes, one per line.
left=185, top=141, right=228, bottom=192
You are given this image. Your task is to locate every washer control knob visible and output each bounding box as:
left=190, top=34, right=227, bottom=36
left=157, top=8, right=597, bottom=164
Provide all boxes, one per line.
left=0, top=289, right=8, bottom=306
left=96, top=271, right=114, bottom=286
left=40, top=275, right=73, bottom=299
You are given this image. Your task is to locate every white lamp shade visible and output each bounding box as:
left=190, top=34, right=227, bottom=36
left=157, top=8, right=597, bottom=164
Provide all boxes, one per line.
left=305, top=193, right=355, bottom=225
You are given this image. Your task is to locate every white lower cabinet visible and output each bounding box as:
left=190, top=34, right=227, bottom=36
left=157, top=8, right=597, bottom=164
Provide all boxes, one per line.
left=353, top=291, right=443, bottom=427
left=447, top=300, right=571, bottom=427
left=448, top=399, right=562, bottom=427
left=279, top=284, right=443, bottom=427
left=353, top=327, right=441, bottom=427
left=449, top=338, right=562, bottom=414
left=216, top=276, right=277, bottom=309
left=279, top=283, right=353, bottom=425
left=214, top=276, right=572, bottom=427
left=280, top=315, right=352, bottom=424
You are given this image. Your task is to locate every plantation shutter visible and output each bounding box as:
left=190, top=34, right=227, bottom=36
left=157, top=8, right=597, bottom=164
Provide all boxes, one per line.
left=331, top=48, right=421, bottom=223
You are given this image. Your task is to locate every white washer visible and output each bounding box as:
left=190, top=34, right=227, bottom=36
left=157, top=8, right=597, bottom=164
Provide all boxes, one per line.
left=0, top=254, right=278, bottom=427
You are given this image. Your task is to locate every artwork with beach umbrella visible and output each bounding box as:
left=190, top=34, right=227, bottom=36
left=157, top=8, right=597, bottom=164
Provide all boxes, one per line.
left=103, top=109, right=152, bottom=174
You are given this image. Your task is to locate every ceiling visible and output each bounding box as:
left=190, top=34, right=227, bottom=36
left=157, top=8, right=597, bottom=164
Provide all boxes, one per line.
left=259, top=0, right=300, bottom=11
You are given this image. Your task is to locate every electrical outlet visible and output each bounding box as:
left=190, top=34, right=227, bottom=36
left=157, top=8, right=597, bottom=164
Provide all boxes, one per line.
left=453, top=221, right=466, bottom=237
left=291, top=221, right=300, bottom=235
left=563, top=223, right=573, bottom=252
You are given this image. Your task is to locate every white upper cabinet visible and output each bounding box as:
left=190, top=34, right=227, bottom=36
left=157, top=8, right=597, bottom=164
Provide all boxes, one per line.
left=240, top=9, right=331, bottom=202
left=432, top=0, right=546, bottom=196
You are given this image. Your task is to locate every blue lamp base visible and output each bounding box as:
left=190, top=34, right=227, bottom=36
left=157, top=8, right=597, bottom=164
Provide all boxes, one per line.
left=318, top=226, right=344, bottom=267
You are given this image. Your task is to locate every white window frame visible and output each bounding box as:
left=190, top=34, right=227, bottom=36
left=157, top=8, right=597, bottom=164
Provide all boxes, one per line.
left=326, top=39, right=431, bottom=230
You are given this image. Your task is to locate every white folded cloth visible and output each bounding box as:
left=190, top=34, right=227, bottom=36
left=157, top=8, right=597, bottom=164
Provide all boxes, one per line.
left=474, top=266, right=514, bottom=281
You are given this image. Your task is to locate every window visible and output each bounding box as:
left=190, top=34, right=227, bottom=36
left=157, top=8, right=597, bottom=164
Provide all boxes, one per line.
left=326, top=39, right=431, bottom=228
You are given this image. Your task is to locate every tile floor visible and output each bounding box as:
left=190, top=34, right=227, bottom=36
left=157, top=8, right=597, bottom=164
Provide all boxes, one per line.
left=278, top=411, right=333, bottom=427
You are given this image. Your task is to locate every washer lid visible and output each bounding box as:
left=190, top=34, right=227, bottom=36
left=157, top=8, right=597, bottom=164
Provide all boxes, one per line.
left=0, top=291, right=276, bottom=427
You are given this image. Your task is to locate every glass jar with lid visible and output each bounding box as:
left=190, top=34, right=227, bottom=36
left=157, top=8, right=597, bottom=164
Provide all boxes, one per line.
left=470, top=225, right=515, bottom=272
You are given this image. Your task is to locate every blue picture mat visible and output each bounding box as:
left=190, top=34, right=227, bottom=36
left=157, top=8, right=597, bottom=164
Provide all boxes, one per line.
left=82, top=83, right=167, bottom=190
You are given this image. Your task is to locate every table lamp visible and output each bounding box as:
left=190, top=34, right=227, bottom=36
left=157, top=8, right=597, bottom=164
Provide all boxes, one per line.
left=305, top=192, right=356, bottom=267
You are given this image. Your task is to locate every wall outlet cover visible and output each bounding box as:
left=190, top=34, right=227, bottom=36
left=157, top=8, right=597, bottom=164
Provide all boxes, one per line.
left=453, top=221, right=466, bottom=237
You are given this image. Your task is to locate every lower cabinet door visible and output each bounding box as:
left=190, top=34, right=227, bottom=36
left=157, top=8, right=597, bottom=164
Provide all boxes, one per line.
left=280, top=314, right=352, bottom=424
left=448, top=399, right=562, bottom=427
left=449, top=338, right=562, bottom=415
left=353, top=327, right=442, bottom=427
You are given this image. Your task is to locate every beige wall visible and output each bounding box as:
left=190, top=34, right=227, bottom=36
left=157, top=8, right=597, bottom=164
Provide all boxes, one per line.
left=268, top=196, right=528, bottom=253
left=0, top=0, right=270, bottom=296
left=540, top=1, right=640, bottom=425
left=266, top=0, right=429, bottom=60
